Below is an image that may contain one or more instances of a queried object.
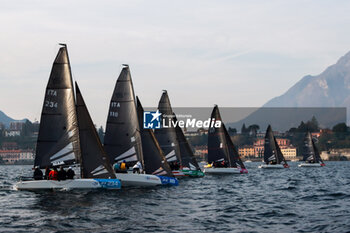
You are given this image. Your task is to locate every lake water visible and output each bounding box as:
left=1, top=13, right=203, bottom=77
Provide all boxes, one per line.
left=1, top=162, right=350, bottom=232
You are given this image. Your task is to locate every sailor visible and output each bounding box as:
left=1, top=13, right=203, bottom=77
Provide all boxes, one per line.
left=44, top=166, right=50, bottom=180
left=33, top=166, right=43, bottom=180
left=57, top=166, right=67, bottom=181
left=114, top=163, right=121, bottom=173
left=66, top=167, right=75, bottom=179
left=48, top=167, right=58, bottom=180
left=120, top=160, right=127, bottom=173
left=133, top=161, right=142, bottom=174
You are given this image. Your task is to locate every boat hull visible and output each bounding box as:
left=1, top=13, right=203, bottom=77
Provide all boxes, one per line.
left=181, top=169, right=205, bottom=177
left=14, top=178, right=121, bottom=191
left=258, top=164, right=287, bottom=169
left=204, top=167, right=247, bottom=174
left=172, top=170, right=186, bottom=178
left=115, top=173, right=178, bottom=186
left=298, top=163, right=325, bottom=167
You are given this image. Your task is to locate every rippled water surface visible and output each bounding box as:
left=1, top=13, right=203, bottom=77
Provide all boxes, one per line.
left=1, top=162, right=350, bottom=232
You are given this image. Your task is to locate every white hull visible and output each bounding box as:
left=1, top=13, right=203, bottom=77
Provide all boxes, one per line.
left=258, top=164, right=285, bottom=169
left=115, top=173, right=162, bottom=187
left=298, top=163, right=324, bottom=167
left=14, top=179, right=121, bottom=191
left=204, top=167, right=241, bottom=174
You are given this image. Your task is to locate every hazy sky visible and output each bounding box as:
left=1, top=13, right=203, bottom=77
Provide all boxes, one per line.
left=1, top=0, right=350, bottom=127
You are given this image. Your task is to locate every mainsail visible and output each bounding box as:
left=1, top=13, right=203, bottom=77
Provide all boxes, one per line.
left=263, top=125, right=288, bottom=165
left=104, top=66, right=143, bottom=166
left=154, top=91, right=181, bottom=164
left=174, top=116, right=201, bottom=170
left=75, top=83, right=116, bottom=179
left=136, top=97, right=173, bottom=177
left=302, top=131, right=324, bottom=164
left=34, top=45, right=81, bottom=168
left=208, top=105, right=245, bottom=168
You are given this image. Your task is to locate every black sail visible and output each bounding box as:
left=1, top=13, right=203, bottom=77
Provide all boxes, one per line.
left=303, top=132, right=324, bottom=163
left=136, top=97, right=173, bottom=177
left=104, top=66, right=143, bottom=166
left=34, top=45, right=80, bottom=168
left=223, top=124, right=246, bottom=169
left=207, top=105, right=230, bottom=164
left=154, top=91, right=181, bottom=164
left=263, top=125, right=288, bottom=165
left=174, top=116, right=201, bottom=170
left=75, top=83, right=116, bottom=179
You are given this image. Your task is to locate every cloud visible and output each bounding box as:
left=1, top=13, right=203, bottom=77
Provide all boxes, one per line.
left=1, top=0, right=350, bottom=126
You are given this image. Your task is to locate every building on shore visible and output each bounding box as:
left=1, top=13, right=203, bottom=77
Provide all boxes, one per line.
left=0, top=149, right=34, bottom=164
left=194, top=145, right=207, bottom=160
left=238, top=146, right=255, bottom=157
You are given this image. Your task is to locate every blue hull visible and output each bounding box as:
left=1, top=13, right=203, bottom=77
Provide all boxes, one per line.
left=94, top=179, right=121, bottom=189
left=157, top=176, right=179, bottom=186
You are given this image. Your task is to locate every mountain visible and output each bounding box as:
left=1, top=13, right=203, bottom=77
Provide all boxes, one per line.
left=228, top=51, right=350, bottom=131
left=0, top=110, right=16, bottom=127
left=264, top=51, right=350, bottom=108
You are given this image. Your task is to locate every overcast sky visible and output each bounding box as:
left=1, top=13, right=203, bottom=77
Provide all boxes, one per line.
left=1, top=0, right=350, bottom=127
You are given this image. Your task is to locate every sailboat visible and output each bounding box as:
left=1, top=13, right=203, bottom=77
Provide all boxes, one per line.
left=173, top=116, right=204, bottom=177
left=204, top=105, right=248, bottom=174
left=104, top=66, right=177, bottom=186
left=136, top=97, right=178, bottom=185
left=15, top=45, right=121, bottom=190
left=154, top=90, right=185, bottom=177
left=298, top=132, right=325, bottom=167
left=258, top=125, right=289, bottom=169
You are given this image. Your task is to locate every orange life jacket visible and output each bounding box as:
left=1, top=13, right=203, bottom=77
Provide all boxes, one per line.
left=120, top=162, right=126, bottom=171
left=49, top=170, right=58, bottom=180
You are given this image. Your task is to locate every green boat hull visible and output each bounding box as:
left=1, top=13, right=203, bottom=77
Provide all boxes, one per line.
left=181, top=169, right=205, bottom=177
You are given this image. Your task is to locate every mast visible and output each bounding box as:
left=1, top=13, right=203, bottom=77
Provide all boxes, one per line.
left=104, top=65, right=143, bottom=166
left=75, top=83, right=116, bottom=179
left=34, top=45, right=81, bottom=168
left=154, top=90, right=181, bottom=164
left=207, top=105, right=230, bottom=164
left=136, top=97, right=173, bottom=177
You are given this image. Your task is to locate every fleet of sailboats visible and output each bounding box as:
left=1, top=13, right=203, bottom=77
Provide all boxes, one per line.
left=13, top=44, right=328, bottom=191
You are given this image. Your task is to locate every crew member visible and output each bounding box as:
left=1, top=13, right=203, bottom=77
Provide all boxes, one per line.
left=66, top=167, right=75, bottom=179
left=120, top=160, right=127, bottom=173
left=48, top=167, right=58, bottom=180
left=33, top=166, right=43, bottom=180
left=57, top=166, right=67, bottom=181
